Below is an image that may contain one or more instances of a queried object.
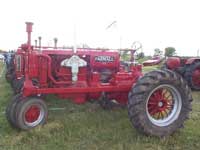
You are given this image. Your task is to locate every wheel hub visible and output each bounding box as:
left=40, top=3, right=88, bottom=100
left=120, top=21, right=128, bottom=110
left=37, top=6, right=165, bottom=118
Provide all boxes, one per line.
left=148, top=89, right=172, bottom=116
left=25, top=105, right=40, bottom=123
left=158, top=101, right=164, bottom=107
left=146, top=85, right=182, bottom=127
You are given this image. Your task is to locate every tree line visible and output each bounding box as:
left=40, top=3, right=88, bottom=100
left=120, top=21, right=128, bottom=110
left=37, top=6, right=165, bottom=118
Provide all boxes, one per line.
left=153, top=47, right=176, bottom=57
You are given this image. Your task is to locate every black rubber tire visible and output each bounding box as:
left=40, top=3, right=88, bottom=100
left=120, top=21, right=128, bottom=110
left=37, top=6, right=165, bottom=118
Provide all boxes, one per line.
left=6, top=94, right=23, bottom=128
left=15, top=97, right=48, bottom=130
left=5, top=67, right=14, bottom=82
left=10, top=74, right=17, bottom=88
left=128, top=69, right=192, bottom=137
left=184, top=62, right=200, bottom=90
left=5, top=71, right=12, bottom=82
left=160, top=63, right=167, bottom=70
left=13, top=78, right=24, bottom=94
left=12, top=78, right=17, bottom=89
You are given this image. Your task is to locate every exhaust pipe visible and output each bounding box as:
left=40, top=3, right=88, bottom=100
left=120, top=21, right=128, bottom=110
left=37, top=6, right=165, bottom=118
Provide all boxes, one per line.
left=54, top=38, right=58, bottom=49
left=35, top=40, right=37, bottom=47
left=38, top=36, right=42, bottom=50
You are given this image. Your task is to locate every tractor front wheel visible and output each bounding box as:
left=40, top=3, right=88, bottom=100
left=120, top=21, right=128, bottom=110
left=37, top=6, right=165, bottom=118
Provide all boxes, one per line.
left=6, top=94, right=23, bottom=128
left=128, top=69, right=192, bottom=137
left=15, top=97, right=48, bottom=130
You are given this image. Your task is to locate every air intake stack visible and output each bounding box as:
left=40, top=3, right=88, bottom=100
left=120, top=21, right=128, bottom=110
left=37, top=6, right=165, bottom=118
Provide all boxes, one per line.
left=25, top=22, right=33, bottom=49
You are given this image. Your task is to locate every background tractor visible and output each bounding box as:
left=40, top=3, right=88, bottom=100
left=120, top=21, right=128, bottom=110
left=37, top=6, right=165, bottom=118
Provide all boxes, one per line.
left=163, top=56, right=200, bottom=90
left=5, top=22, right=192, bottom=137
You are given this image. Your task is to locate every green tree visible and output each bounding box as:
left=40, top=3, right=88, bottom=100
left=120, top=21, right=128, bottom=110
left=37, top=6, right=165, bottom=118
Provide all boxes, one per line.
left=164, top=47, right=176, bottom=57
left=154, top=48, right=163, bottom=57
left=137, top=52, right=145, bottom=59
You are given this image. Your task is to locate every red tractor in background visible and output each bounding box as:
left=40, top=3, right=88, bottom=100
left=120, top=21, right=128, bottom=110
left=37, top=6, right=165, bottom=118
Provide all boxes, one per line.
left=164, top=57, right=200, bottom=90
left=6, top=22, right=192, bottom=137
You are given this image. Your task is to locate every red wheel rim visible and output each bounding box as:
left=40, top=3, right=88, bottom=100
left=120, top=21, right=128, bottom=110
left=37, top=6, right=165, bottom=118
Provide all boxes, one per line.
left=25, top=105, right=40, bottom=123
left=147, top=88, right=174, bottom=120
left=192, top=68, right=200, bottom=87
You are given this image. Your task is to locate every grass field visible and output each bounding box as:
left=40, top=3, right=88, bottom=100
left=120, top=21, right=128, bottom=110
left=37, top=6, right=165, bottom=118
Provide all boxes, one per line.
left=0, top=61, right=4, bottom=76
left=0, top=63, right=200, bottom=150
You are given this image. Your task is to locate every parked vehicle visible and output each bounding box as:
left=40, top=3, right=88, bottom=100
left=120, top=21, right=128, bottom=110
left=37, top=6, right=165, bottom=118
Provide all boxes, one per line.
left=6, top=22, right=192, bottom=137
left=163, top=56, right=200, bottom=90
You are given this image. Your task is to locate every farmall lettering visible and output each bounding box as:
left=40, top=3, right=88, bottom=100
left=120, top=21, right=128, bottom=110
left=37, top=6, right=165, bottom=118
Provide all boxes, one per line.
left=95, top=56, right=114, bottom=62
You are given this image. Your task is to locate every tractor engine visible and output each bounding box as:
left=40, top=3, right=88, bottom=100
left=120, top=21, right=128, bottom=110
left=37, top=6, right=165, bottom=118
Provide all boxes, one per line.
left=47, top=51, right=120, bottom=84
left=21, top=48, right=142, bottom=105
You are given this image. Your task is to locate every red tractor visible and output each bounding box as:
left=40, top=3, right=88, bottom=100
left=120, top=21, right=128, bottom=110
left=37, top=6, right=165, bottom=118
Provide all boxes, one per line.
left=164, top=56, right=200, bottom=90
left=6, top=22, right=192, bottom=137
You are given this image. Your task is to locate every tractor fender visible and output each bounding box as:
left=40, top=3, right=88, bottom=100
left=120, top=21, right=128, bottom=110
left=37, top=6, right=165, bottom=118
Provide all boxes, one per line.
left=185, top=58, right=200, bottom=65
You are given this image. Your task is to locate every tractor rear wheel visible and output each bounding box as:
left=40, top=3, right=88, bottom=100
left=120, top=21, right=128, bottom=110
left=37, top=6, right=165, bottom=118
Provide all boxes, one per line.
left=184, top=62, right=200, bottom=90
left=128, top=69, right=192, bottom=137
left=15, top=97, right=48, bottom=130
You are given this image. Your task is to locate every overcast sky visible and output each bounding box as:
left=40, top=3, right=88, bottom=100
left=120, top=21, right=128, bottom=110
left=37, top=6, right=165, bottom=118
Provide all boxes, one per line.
left=0, top=0, right=200, bottom=56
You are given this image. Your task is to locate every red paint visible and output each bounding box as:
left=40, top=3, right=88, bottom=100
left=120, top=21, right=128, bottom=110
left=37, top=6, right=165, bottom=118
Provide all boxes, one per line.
left=166, top=57, right=200, bottom=68
left=14, top=22, right=143, bottom=105
left=166, top=57, right=181, bottom=70
left=185, top=58, right=200, bottom=65
left=14, top=49, right=25, bottom=79
left=25, top=105, right=40, bottom=123
left=192, top=68, right=200, bottom=87
left=148, top=89, right=173, bottom=118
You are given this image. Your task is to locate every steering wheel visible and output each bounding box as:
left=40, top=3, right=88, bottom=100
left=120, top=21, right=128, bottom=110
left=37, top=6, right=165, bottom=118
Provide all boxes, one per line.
left=131, top=41, right=143, bottom=60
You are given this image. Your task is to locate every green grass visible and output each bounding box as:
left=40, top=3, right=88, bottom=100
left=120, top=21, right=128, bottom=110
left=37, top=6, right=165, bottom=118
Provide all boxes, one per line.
left=0, top=63, right=200, bottom=150
left=142, top=65, right=160, bottom=73
left=0, top=61, right=4, bottom=74
left=137, top=57, right=151, bottom=64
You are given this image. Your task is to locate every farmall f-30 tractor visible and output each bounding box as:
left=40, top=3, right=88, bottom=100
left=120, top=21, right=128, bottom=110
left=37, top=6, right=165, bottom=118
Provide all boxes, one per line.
left=164, top=57, right=200, bottom=90
left=6, top=22, right=192, bottom=137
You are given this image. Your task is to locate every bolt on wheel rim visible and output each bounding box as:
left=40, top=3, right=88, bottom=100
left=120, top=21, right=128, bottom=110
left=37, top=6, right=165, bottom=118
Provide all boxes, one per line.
left=146, top=84, right=182, bottom=127
left=24, top=104, right=45, bottom=127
